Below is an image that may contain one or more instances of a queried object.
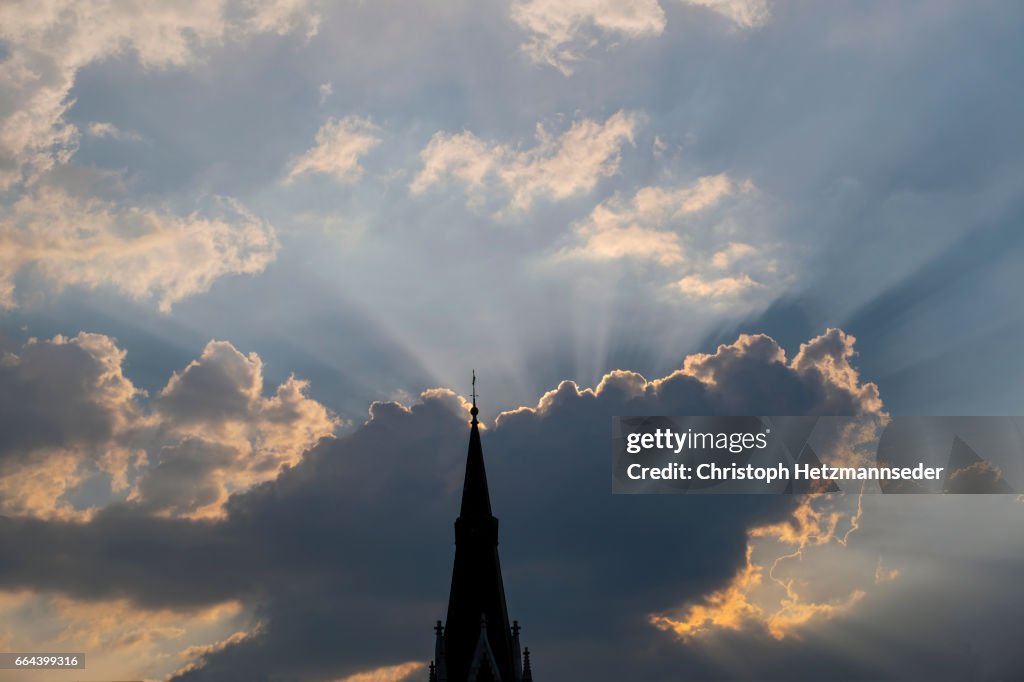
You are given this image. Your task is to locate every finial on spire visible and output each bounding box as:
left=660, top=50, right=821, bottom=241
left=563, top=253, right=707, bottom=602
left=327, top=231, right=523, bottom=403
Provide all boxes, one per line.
left=470, top=370, right=479, bottom=424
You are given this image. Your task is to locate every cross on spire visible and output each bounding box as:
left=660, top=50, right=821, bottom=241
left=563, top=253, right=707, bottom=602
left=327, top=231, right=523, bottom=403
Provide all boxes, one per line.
left=470, top=370, right=480, bottom=424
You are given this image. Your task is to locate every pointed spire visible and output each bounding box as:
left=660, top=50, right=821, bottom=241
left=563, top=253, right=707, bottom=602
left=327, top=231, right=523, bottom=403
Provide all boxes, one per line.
left=522, top=647, right=533, bottom=682
left=460, top=371, right=491, bottom=519
left=434, top=620, right=447, bottom=682
left=443, top=370, right=517, bottom=682
left=511, top=621, right=523, bottom=682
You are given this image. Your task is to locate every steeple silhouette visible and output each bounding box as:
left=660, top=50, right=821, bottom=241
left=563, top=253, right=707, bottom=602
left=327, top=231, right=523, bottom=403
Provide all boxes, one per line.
left=430, top=373, right=534, bottom=681
left=460, top=371, right=492, bottom=519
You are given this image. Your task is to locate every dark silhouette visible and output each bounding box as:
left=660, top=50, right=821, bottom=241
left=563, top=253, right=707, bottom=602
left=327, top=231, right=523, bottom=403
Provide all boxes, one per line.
left=429, top=373, right=533, bottom=682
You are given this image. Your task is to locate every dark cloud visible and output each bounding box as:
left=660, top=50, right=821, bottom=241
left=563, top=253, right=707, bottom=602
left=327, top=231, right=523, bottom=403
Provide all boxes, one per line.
left=154, top=341, right=264, bottom=426
left=0, top=333, right=335, bottom=518
left=0, top=330, right=885, bottom=680
left=134, top=439, right=240, bottom=516
left=0, top=507, right=259, bottom=608
left=0, top=332, right=138, bottom=466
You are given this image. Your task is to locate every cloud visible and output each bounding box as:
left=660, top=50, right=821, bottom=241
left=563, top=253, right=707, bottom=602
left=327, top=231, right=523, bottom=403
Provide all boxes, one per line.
left=244, top=0, right=323, bottom=39
left=155, top=342, right=269, bottom=426
left=677, top=272, right=760, bottom=298
left=285, top=116, right=381, bottom=184
left=0, top=591, right=247, bottom=682
left=172, top=629, right=262, bottom=680
left=0, top=0, right=321, bottom=310
left=509, top=0, right=667, bottom=75
left=138, top=340, right=339, bottom=517
left=945, top=459, right=1008, bottom=494
left=568, top=222, right=686, bottom=265
left=86, top=122, right=142, bottom=142
left=874, top=557, right=900, bottom=584
left=681, top=329, right=882, bottom=415
left=318, top=82, right=334, bottom=104
left=507, top=0, right=770, bottom=76
left=331, top=662, right=426, bottom=682
left=788, top=328, right=883, bottom=414
left=0, top=329, right=884, bottom=680
left=649, top=544, right=764, bottom=637
left=0, top=334, right=337, bottom=520
left=711, top=241, right=757, bottom=269
left=0, top=187, right=278, bottom=311
left=0, top=0, right=321, bottom=189
left=681, top=0, right=771, bottom=30
left=652, top=485, right=875, bottom=644
left=410, top=111, right=638, bottom=213
left=556, top=173, right=735, bottom=265
left=0, top=332, right=142, bottom=518
left=552, top=174, right=786, bottom=306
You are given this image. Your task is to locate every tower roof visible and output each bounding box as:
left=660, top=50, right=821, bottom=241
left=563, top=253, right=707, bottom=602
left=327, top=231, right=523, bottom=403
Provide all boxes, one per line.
left=460, top=402, right=493, bottom=518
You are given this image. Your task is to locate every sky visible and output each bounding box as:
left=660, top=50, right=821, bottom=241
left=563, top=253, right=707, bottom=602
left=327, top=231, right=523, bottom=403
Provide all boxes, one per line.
left=1, top=1, right=1023, bottom=680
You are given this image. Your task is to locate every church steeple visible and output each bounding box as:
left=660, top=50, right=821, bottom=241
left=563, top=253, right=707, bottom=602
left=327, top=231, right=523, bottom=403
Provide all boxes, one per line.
left=430, top=374, right=534, bottom=681
left=460, top=371, right=492, bottom=519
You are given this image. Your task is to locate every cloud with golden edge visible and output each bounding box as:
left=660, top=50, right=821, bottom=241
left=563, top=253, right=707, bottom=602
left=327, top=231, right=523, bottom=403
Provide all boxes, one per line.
left=652, top=493, right=884, bottom=642
left=410, top=111, right=638, bottom=213
left=0, top=333, right=339, bottom=520
left=0, top=0, right=321, bottom=189
left=643, top=347, right=885, bottom=645
left=331, top=661, right=428, bottom=682
left=556, top=174, right=736, bottom=265
left=510, top=0, right=667, bottom=75
left=285, top=116, right=382, bottom=184
left=508, top=0, right=771, bottom=76
left=0, top=187, right=278, bottom=312
left=0, top=590, right=247, bottom=682
left=171, top=627, right=261, bottom=680
left=0, top=0, right=318, bottom=311
left=551, top=174, right=785, bottom=306
left=649, top=544, right=764, bottom=637
left=677, top=273, right=761, bottom=298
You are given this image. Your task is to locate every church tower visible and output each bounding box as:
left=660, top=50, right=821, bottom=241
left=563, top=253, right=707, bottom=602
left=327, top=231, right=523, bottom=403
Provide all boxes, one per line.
left=429, top=373, right=533, bottom=682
